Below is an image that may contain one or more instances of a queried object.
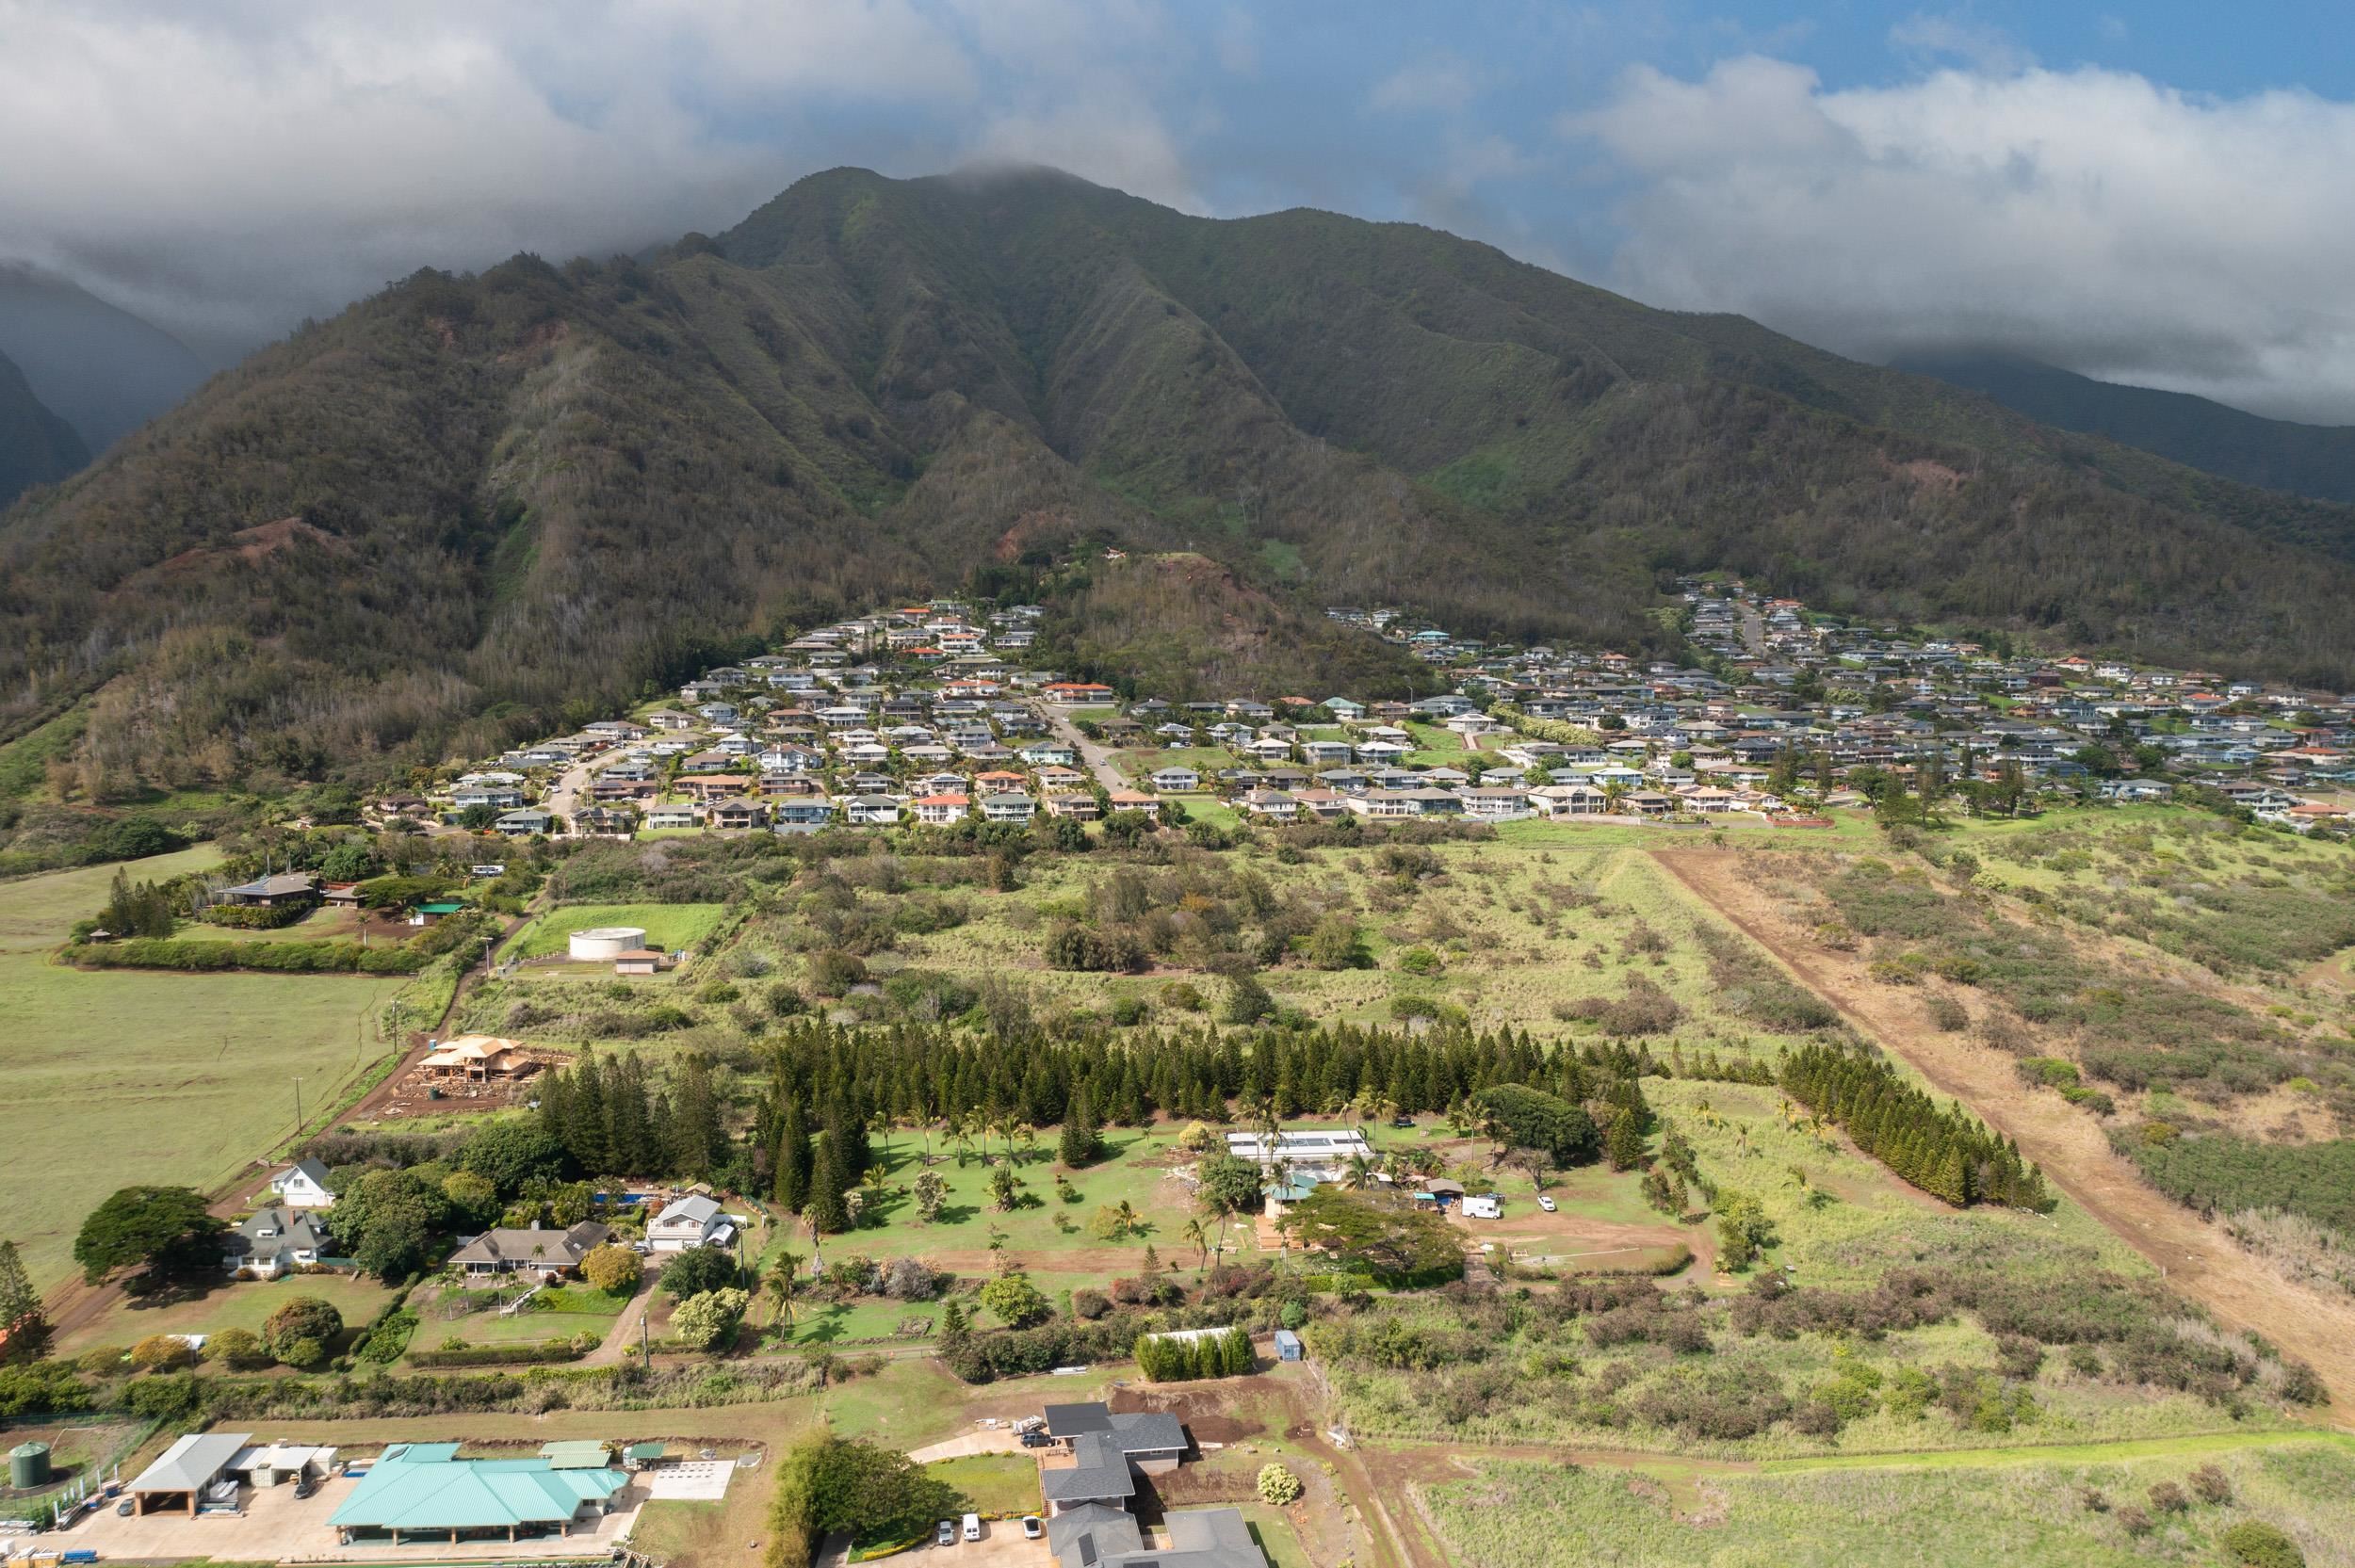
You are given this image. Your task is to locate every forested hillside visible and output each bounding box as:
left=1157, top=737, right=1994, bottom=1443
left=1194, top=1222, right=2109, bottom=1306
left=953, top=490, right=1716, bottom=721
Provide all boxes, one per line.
left=8, top=165, right=2355, bottom=805
left=1900, top=349, right=2355, bottom=507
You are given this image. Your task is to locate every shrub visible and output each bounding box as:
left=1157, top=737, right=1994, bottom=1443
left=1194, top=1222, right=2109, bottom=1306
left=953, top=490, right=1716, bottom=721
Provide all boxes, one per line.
left=671, top=1287, right=750, bottom=1351
left=659, top=1246, right=739, bottom=1299
left=263, top=1296, right=344, bottom=1364
left=204, top=1327, right=268, bottom=1370
left=581, top=1244, right=643, bottom=1295
left=2188, top=1463, right=2232, bottom=1505
left=2220, top=1521, right=2305, bottom=1568
left=1257, top=1463, right=1303, bottom=1506
left=129, top=1334, right=191, bottom=1371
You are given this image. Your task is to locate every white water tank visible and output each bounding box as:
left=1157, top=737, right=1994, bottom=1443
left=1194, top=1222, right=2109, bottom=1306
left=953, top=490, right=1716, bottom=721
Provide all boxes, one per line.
left=569, top=926, right=646, bottom=961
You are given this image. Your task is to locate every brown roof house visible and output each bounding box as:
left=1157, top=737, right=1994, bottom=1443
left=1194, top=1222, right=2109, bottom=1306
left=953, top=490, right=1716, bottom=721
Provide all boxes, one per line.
left=447, top=1220, right=611, bottom=1282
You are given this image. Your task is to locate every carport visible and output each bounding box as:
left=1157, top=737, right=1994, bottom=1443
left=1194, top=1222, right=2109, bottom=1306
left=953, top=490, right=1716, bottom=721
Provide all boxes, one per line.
left=128, top=1431, right=252, bottom=1516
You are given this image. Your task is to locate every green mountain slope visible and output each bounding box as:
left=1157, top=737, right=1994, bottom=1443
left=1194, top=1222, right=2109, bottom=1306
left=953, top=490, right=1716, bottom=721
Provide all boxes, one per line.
left=7, top=165, right=2355, bottom=800
left=1896, top=349, right=2355, bottom=507
left=0, top=347, right=87, bottom=508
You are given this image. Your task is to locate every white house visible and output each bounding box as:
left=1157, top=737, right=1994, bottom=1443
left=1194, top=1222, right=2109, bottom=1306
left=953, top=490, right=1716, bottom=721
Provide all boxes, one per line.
left=268, top=1158, right=336, bottom=1209
left=646, top=1194, right=737, bottom=1253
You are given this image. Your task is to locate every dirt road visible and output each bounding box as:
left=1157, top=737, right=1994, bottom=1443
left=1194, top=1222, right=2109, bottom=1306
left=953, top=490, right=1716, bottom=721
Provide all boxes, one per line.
left=1655, top=848, right=2355, bottom=1414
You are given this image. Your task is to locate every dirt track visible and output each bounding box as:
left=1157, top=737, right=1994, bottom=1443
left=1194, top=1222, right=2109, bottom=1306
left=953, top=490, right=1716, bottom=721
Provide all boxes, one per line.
left=1655, top=848, right=2355, bottom=1415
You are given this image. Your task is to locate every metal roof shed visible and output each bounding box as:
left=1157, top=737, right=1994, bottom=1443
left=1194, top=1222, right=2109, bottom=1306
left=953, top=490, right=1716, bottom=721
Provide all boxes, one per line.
left=130, top=1432, right=253, bottom=1515
left=537, top=1441, right=611, bottom=1470
left=330, top=1442, right=625, bottom=1546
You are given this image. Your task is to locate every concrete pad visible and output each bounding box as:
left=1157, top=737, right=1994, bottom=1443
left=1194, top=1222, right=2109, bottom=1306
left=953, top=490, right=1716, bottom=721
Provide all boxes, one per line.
left=645, top=1460, right=734, bottom=1501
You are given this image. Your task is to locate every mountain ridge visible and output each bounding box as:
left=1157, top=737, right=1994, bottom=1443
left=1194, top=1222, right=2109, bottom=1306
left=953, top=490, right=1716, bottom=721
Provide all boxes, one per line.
left=0, top=346, right=88, bottom=508
left=1895, top=348, right=2355, bottom=507
left=0, top=265, right=209, bottom=456
left=7, top=164, right=2355, bottom=803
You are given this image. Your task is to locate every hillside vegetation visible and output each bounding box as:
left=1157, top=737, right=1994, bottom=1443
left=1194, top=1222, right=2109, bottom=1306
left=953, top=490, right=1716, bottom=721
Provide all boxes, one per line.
left=9, top=167, right=2355, bottom=804
left=1904, top=349, right=2355, bottom=507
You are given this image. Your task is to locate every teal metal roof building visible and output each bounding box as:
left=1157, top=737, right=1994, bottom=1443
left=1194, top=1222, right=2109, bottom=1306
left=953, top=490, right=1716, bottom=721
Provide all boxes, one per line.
left=331, top=1443, right=626, bottom=1544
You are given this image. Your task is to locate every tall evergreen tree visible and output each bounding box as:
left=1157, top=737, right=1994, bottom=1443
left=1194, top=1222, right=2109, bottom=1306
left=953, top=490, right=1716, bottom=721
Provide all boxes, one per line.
left=775, top=1098, right=813, bottom=1214
left=807, top=1135, right=851, bottom=1234
left=0, top=1239, right=47, bottom=1363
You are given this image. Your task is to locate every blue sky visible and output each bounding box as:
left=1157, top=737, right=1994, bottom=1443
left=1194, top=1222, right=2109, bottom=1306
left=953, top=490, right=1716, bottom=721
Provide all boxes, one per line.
left=5, top=2, right=2352, bottom=418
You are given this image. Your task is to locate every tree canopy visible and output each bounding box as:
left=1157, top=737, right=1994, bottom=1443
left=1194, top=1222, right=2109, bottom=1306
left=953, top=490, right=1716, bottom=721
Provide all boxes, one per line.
left=73, top=1186, right=223, bottom=1291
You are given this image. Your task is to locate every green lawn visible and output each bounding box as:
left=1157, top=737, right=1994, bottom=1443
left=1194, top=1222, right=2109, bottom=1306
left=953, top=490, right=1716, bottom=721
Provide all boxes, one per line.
left=0, top=848, right=410, bottom=1289
left=925, top=1453, right=1040, bottom=1516
left=509, top=902, right=729, bottom=959
left=56, top=1272, right=397, bottom=1355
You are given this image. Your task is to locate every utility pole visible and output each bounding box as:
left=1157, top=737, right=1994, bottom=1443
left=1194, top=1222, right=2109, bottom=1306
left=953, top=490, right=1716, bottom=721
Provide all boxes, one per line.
left=294, top=1075, right=304, bottom=1132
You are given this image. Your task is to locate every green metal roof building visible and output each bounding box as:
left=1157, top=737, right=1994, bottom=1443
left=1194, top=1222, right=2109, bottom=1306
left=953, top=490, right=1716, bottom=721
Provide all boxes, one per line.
left=330, top=1443, right=625, bottom=1545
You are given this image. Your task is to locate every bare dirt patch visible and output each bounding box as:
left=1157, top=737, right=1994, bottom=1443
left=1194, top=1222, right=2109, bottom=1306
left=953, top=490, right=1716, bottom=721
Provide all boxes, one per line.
left=1656, top=847, right=2355, bottom=1411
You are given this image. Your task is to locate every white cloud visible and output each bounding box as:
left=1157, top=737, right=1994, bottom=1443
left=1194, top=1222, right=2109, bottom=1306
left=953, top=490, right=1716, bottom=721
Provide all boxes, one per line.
left=1573, top=57, right=2355, bottom=422
left=1371, top=56, right=1479, bottom=114
left=1887, top=12, right=2033, bottom=75
left=966, top=96, right=1203, bottom=212
left=0, top=0, right=1194, bottom=356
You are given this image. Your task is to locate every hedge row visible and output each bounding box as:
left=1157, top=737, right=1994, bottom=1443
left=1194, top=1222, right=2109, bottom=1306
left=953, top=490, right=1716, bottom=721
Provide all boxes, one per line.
left=67, top=937, right=429, bottom=974
left=199, top=902, right=319, bottom=929
left=405, top=1341, right=585, bottom=1367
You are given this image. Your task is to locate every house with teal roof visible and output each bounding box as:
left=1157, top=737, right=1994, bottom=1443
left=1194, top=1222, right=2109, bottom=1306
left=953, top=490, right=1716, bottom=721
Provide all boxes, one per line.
left=330, top=1442, right=626, bottom=1546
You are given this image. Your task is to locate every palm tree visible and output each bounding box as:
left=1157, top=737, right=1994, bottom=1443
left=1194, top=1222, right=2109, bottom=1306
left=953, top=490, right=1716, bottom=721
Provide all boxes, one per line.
left=948, top=1114, right=975, bottom=1169
left=764, top=1251, right=803, bottom=1332
left=1340, top=1153, right=1375, bottom=1191
left=1181, top=1218, right=1210, bottom=1278
left=1015, top=1123, right=1038, bottom=1167
left=1112, top=1200, right=1139, bottom=1241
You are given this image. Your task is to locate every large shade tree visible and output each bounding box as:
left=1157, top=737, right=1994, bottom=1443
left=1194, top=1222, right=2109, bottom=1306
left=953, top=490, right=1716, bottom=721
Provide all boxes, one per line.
left=73, top=1187, right=224, bottom=1294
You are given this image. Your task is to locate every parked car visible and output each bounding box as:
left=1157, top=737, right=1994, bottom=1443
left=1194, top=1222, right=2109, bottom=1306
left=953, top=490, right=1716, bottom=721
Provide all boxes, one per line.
left=935, top=1520, right=957, bottom=1547
left=1022, top=1516, right=1044, bottom=1541
left=1020, top=1431, right=1052, bottom=1448
left=962, top=1513, right=983, bottom=1542
left=1537, top=1195, right=1557, bottom=1213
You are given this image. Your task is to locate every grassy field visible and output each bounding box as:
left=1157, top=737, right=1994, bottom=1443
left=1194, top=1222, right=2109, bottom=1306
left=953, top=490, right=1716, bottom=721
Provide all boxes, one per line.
left=761, top=1128, right=1253, bottom=1345
left=1424, top=1437, right=2355, bottom=1567
left=509, top=903, right=729, bottom=960
left=0, top=849, right=410, bottom=1289
left=922, top=1452, right=1039, bottom=1516
left=56, top=1272, right=397, bottom=1355
left=406, top=1278, right=632, bottom=1355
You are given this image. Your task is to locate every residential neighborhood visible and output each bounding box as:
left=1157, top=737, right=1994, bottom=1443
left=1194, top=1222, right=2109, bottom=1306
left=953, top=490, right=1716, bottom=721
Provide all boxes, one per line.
left=350, top=586, right=2354, bottom=865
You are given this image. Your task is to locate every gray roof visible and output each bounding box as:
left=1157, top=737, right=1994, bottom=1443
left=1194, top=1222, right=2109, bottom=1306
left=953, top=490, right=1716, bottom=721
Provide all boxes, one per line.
left=1041, top=1432, right=1134, bottom=1506
left=654, top=1194, right=721, bottom=1227
left=228, top=1206, right=333, bottom=1262
left=1043, top=1401, right=1115, bottom=1438
left=1048, top=1504, right=1142, bottom=1568
left=446, top=1220, right=609, bottom=1268
left=132, top=1432, right=252, bottom=1494
left=1051, top=1508, right=1260, bottom=1568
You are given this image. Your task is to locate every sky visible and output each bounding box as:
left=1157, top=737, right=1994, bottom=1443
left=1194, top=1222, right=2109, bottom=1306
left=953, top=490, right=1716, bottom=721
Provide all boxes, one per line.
left=5, top=0, right=2353, bottom=422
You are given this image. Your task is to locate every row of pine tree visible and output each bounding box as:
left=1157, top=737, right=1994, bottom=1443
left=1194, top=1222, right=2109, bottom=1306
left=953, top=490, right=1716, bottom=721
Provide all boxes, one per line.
left=1781, top=1043, right=2053, bottom=1210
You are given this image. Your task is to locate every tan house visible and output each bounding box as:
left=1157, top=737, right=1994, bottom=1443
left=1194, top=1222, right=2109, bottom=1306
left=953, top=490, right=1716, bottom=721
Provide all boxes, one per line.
left=419, top=1035, right=534, bottom=1081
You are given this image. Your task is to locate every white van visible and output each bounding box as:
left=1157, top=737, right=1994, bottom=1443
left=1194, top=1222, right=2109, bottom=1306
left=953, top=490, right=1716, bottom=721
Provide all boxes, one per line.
left=961, top=1513, right=983, bottom=1542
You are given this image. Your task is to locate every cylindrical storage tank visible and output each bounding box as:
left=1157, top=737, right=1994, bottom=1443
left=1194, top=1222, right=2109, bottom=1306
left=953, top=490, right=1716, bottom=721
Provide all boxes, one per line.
left=10, top=1442, right=50, bottom=1489
left=569, top=926, right=647, bottom=962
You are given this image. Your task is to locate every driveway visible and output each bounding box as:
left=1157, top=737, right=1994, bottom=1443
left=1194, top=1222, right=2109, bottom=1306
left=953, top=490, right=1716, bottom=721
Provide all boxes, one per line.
left=581, top=1281, right=656, bottom=1366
